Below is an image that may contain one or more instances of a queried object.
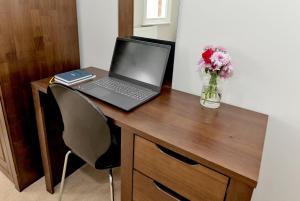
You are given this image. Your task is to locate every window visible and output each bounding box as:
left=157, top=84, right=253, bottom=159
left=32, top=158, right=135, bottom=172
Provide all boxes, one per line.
left=143, top=0, right=172, bottom=25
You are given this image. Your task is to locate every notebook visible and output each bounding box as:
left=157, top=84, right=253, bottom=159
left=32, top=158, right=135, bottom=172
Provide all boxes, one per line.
left=54, top=69, right=95, bottom=85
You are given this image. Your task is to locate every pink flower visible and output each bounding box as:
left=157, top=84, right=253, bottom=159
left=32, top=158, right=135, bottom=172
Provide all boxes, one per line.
left=208, top=64, right=219, bottom=71
left=198, top=59, right=205, bottom=68
left=197, top=59, right=212, bottom=70
left=220, top=64, right=234, bottom=78
left=197, top=45, right=234, bottom=79
left=210, top=52, right=231, bottom=68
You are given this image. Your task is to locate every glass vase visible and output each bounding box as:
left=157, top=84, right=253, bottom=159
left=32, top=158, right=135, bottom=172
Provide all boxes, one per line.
left=200, top=72, right=222, bottom=109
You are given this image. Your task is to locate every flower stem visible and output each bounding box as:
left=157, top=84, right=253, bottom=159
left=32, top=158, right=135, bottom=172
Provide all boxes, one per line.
left=203, top=72, right=218, bottom=103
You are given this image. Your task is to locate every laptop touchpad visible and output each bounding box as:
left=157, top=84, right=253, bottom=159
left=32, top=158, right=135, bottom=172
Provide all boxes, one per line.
left=88, top=87, right=112, bottom=97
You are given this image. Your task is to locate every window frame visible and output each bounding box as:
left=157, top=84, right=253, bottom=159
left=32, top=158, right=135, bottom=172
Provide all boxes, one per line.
left=142, top=0, right=172, bottom=26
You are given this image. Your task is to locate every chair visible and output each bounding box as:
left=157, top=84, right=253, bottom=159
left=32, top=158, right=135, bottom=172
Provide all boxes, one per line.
left=48, top=83, right=121, bottom=201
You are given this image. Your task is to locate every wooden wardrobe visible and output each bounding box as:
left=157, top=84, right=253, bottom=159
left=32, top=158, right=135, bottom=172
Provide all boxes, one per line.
left=0, top=0, right=80, bottom=190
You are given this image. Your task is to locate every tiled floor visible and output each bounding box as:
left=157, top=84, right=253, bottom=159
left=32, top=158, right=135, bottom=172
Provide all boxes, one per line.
left=0, top=165, right=120, bottom=201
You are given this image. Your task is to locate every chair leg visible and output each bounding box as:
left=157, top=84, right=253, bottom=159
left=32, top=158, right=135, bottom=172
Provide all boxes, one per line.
left=108, top=168, right=114, bottom=201
left=58, top=151, right=72, bottom=201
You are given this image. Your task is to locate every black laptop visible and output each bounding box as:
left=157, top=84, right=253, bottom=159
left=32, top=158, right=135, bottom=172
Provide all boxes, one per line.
left=76, top=37, right=171, bottom=111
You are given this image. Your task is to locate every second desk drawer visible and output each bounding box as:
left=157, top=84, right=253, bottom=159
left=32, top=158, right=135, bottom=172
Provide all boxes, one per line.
left=133, top=171, right=187, bottom=201
left=134, top=136, right=229, bottom=201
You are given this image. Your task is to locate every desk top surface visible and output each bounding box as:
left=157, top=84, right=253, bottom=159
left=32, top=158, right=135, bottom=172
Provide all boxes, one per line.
left=32, top=67, right=268, bottom=187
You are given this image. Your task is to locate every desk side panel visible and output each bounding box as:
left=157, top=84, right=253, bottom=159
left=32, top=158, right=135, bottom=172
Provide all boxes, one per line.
left=121, top=128, right=135, bottom=201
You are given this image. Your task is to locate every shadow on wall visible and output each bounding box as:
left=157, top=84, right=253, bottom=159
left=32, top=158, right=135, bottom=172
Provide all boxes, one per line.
left=252, top=116, right=300, bottom=201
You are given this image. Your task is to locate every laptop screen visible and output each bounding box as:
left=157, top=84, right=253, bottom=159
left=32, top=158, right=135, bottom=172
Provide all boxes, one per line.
left=109, top=38, right=171, bottom=91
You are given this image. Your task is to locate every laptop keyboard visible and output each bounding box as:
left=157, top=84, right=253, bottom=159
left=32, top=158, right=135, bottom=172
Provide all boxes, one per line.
left=80, top=77, right=155, bottom=101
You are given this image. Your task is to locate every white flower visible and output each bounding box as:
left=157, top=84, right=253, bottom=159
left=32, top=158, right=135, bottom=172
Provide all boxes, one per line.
left=210, top=52, right=231, bottom=68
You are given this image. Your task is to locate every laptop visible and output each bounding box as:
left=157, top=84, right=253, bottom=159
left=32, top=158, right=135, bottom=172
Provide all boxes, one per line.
left=76, top=37, right=171, bottom=111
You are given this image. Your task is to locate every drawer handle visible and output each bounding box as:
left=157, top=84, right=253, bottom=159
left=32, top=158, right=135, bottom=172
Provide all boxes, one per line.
left=156, top=145, right=199, bottom=165
left=154, top=181, right=189, bottom=201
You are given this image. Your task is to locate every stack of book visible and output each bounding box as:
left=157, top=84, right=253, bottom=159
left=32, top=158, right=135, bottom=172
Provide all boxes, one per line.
left=54, top=69, right=96, bottom=86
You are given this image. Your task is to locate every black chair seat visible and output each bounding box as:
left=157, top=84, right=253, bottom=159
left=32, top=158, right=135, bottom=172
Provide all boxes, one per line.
left=95, top=142, right=120, bottom=169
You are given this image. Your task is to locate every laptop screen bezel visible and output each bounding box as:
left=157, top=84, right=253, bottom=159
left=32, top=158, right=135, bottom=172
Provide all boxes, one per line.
left=108, top=37, right=171, bottom=92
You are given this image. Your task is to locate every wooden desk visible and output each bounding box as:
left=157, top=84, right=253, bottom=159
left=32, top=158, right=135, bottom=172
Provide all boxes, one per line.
left=31, top=67, right=268, bottom=201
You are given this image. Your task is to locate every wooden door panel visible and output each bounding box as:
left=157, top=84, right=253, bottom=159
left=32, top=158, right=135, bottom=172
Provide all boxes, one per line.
left=0, top=0, right=80, bottom=190
left=0, top=99, right=11, bottom=178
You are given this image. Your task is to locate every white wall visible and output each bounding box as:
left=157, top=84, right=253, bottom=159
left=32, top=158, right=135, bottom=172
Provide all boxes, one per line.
left=76, top=0, right=118, bottom=70
left=134, top=0, right=144, bottom=27
left=173, top=1, right=300, bottom=201
left=134, top=26, right=159, bottom=39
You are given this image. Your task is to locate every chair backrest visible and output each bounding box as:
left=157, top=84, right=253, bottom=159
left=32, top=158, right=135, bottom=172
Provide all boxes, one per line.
left=48, top=83, right=111, bottom=168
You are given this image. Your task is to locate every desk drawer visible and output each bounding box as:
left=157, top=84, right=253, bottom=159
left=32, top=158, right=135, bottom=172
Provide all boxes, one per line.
left=133, top=171, right=186, bottom=201
left=134, top=136, right=229, bottom=201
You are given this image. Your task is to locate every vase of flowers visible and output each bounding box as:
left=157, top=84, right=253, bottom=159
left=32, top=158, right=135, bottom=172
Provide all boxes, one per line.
left=198, top=46, right=233, bottom=109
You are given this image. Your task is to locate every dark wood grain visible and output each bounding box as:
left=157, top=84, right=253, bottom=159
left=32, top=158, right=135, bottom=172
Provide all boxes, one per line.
left=0, top=91, right=13, bottom=181
left=134, top=136, right=228, bottom=201
left=0, top=0, right=80, bottom=190
left=0, top=88, right=19, bottom=190
left=32, top=87, right=54, bottom=193
left=119, top=0, right=134, bottom=37
left=133, top=171, right=179, bottom=201
left=225, top=179, right=254, bottom=201
left=32, top=67, right=268, bottom=189
left=120, top=128, right=135, bottom=201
